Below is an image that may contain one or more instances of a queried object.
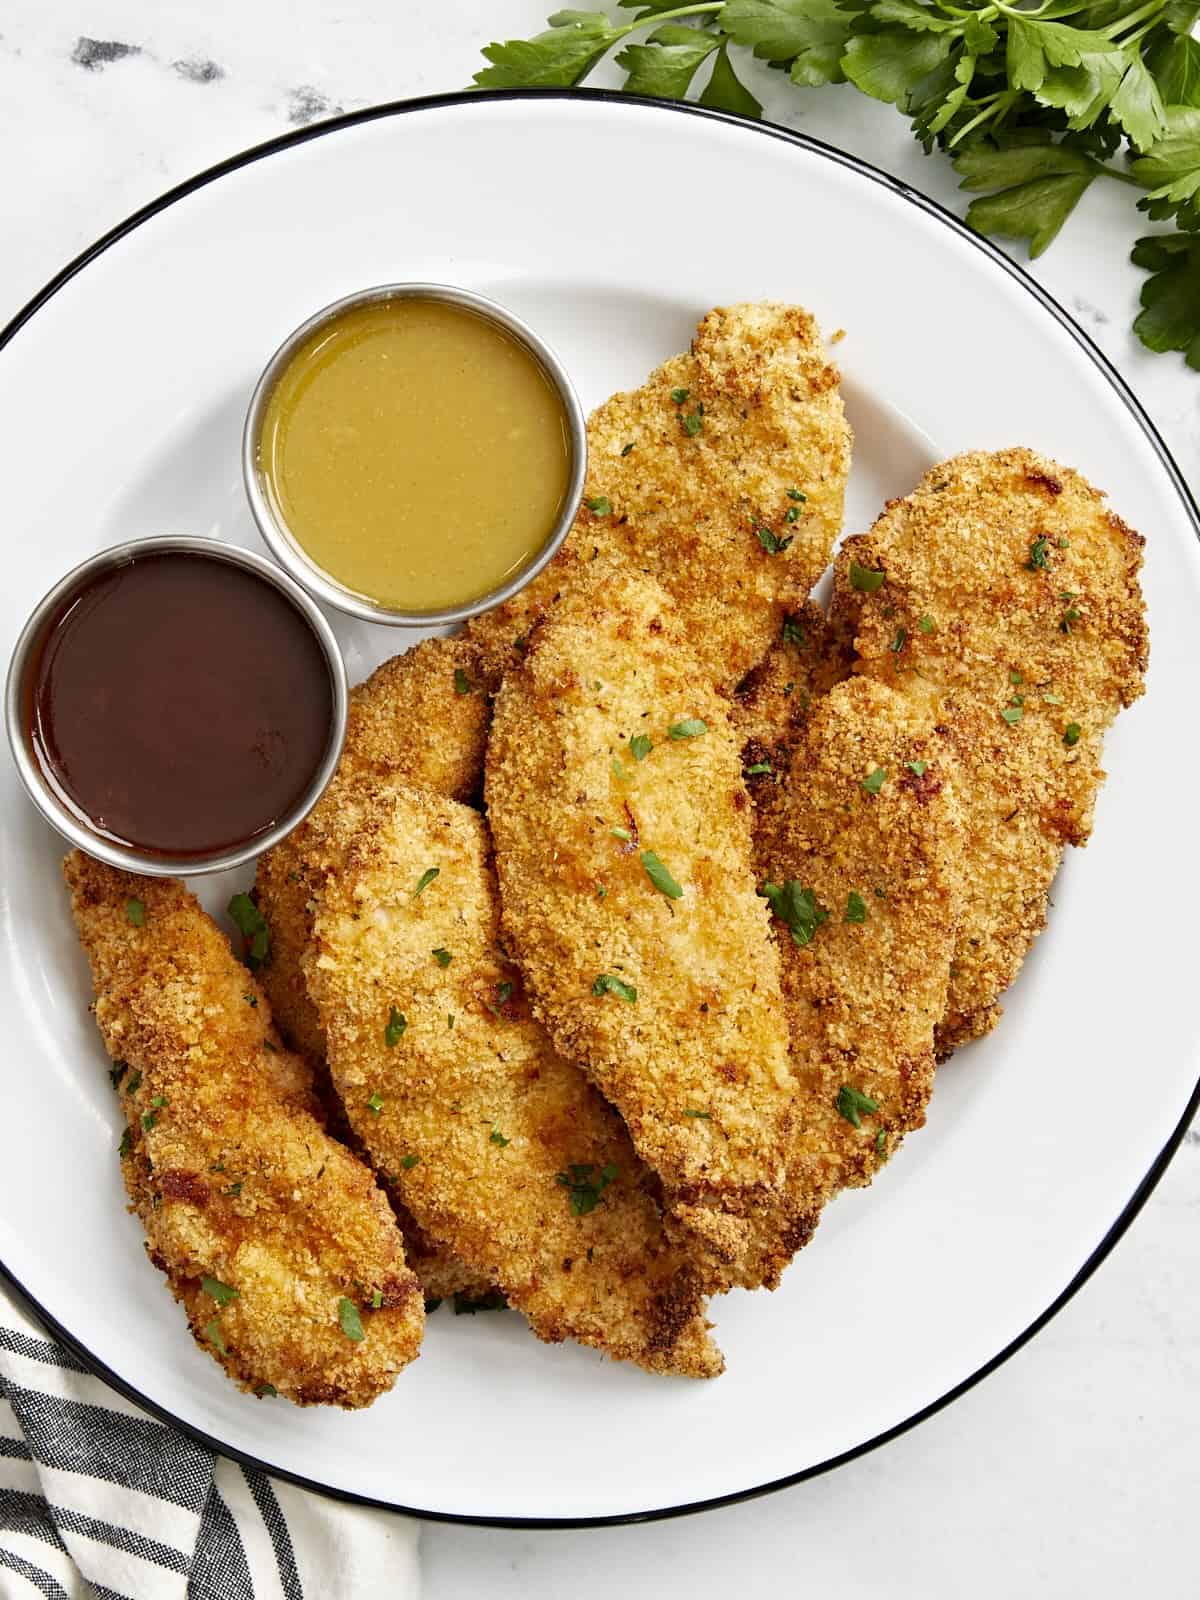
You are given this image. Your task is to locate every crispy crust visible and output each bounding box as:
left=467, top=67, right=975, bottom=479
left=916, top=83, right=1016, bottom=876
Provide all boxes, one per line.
left=468, top=303, right=851, bottom=692
left=753, top=677, right=963, bottom=1212
left=729, top=601, right=852, bottom=762
left=828, top=448, right=1148, bottom=1052
left=485, top=564, right=808, bottom=1290
left=63, top=852, right=423, bottom=1408
left=303, top=780, right=721, bottom=1378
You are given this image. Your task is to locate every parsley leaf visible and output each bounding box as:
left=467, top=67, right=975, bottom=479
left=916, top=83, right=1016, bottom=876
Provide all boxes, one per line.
left=228, top=894, right=270, bottom=970
left=400, top=1154, right=420, bottom=1170
left=906, top=759, right=927, bottom=776
left=641, top=850, right=683, bottom=898
left=683, top=1107, right=713, bottom=1119
left=205, top=1318, right=228, bottom=1356
left=1001, top=705, right=1025, bottom=725
left=760, top=879, right=829, bottom=947
left=668, top=717, right=707, bottom=739
left=384, top=1008, right=407, bottom=1047
left=698, top=39, right=763, bottom=117
left=125, top=898, right=145, bottom=927
left=782, top=615, right=808, bottom=647
left=432, top=948, right=452, bottom=967
left=630, top=733, right=653, bottom=761
left=744, top=760, right=773, bottom=776
left=1064, top=721, right=1082, bottom=746
left=755, top=523, right=793, bottom=555
left=849, top=561, right=885, bottom=593
left=670, top=386, right=690, bottom=405
left=955, top=140, right=1101, bottom=260
left=454, top=667, right=474, bottom=696
left=862, top=767, right=887, bottom=795
left=587, top=494, right=613, bottom=515
left=202, top=1276, right=239, bottom=1306
left=367, top=1092, right=385, bottom=1115
left=845, top=890, right=868, bottom=924
left=555, top=1162, right=619, bottom=1216
left=474, top=11, right=620, bottom=88
left=412, top=867, right=439, bottom=898
left=836, top=1084, right=880, bottom=1128
left=338, top=1297, right=365, bottom=1342
left=592, top=973, right=638, bottom=1002
left=1131, top=233, right=1200, bottom=369
left=681, top=409, right=704, bottom=437
left=490, top=1125, right=511, bottom=1146
left=723, top=0, right=853, bottom=87
left=616, top=23, right=720, bottom=99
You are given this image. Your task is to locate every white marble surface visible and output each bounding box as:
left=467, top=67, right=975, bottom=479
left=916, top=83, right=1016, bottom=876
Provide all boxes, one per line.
left=0, top=3, right=1195, bottom=1594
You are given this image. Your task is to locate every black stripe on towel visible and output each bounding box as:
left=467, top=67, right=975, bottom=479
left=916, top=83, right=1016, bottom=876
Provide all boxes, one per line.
left=188, top=1484, right=255, bottom=1600
left=0, top=1329, right=88, bottom=1375
left=0, top=1544, right=73, bottom=1600
left=243, top=1467, right=304, bottom=1600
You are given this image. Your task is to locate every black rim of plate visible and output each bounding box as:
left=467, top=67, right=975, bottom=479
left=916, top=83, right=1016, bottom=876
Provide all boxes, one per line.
left=2, top=88, right=1197, bottom=1531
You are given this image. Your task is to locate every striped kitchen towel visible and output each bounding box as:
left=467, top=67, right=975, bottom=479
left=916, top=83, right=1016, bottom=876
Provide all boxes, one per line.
left=0, top=1280, right=420, bottom=1599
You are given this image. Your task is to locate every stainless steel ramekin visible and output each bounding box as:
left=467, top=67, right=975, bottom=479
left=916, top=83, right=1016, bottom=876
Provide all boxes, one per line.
left=241, top=282, right=587, bottom=626
left=4, top=534, right=349, bottom=877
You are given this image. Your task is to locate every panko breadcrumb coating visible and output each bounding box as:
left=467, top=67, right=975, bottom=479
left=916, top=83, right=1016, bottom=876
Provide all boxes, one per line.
left=486, top=565, right=810, bottom=1291
left=256, top=633, right=490, bottom=1062
left=753, top=677, right=963, bottom=1212
left=304, top=779, right=721, bottom=1378
left=829, top=449, right=1147, bottom=1052
left=468, top=303, right=851, bottom=692
left=730, top=601, right=850, bottom=761
left=64, top=852, right=423, bottom=1408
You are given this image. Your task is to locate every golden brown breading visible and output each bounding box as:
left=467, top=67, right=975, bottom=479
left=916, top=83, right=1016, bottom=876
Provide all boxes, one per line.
left=256, top=634, right=490, bottom=1062
left=829, top=449, right=1148, bottom=1052
left=485, top=564, right=809, bottom=1290
left=753, top=678, right=963, bottom=1211
left=729, top=601, right=850, bottom=761
left=468, top=303, right=851, bottom=692
left=303, top=780, right=721, bottom=1378
left=63, top=852, right=424, bottom=1408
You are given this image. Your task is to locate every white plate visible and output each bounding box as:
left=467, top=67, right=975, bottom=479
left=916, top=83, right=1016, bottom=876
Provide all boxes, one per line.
left=1, top=92, right=1196, bottom=1527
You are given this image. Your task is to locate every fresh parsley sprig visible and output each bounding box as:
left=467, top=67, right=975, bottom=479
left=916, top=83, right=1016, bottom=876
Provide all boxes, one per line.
left=475, top=1, right=1200, bottom=366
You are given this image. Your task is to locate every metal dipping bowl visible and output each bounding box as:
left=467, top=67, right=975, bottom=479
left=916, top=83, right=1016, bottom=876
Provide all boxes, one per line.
left=4, top=534, right=349, bottom=877
left=241, top=282, right=587, bottom=627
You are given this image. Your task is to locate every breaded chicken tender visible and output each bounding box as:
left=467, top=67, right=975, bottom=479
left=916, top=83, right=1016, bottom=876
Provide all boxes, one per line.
left=729, top=601, right=849, bottom=759
left=486, top=565, right=809, bottom=1290
left=468, top=303, right=851, bottom=692
left=303, top=780, right=720, bottom=1378
left=753, top=678, right=963, bottom=1212
left=64, top=852, right=424, bottom=1408
left=829, top=449, right=1147, bottom=1052
left=256, top=634, right=490, bottom=1062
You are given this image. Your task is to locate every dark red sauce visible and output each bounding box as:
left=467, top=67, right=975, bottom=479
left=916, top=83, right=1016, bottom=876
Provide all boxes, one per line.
left=29, top=551, right=335, bottom=856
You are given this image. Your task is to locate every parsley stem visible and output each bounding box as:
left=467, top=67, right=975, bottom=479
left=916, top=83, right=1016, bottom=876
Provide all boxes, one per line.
left=566, top=1, right=726, bottom=86
left=1101, top=0, right=1166, bottom=37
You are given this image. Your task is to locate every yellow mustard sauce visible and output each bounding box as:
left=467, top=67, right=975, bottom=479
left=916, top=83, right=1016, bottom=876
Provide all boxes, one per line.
left=258, top=297, right=571, bottom=612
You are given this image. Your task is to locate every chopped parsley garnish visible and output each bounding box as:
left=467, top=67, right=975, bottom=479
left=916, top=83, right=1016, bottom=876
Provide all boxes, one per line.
left=400, top=1154, right=420, bottom=1170
left=556, top=1162, right=619, bottom=1216
left=621, top=441, right=634, bottom=456
left=513, top=635, right=527, bottom=656
left=782, top=615, right=807, bottom=647
left=845, top=891, right=868, bottom=924
left=670, top=387, right=690, bottom=405
left=125, top=1069, right=142, bottom=1095
left=205, top=1318, right=228, bottom=1356
left=849, top=561, right=885, bottom=593
left=787, top=488, right=806, bottom=502
left=412, top=867, right=439, bottom=898
left=255, top=1384, right=277, bottom=1398
left=118, top=1129, right=132, bottom=1158
left=610, top=824, right=632, bottom=841
left=611, top=754, right=629, bottom=781
left=489, top=1125, right=511, bottom=1147
left=876, top=1127, right=887, bottom=1156
left=142, top=1095, right=167, bottom=1130
left=125, top=898, right=145, bottom=927
left=587, top=495, right=612, bottom=516
left=836, top=1085, right=881, bottom=1129
left=372, top=1290, right=383, bottom=1309
left=202, top=1276, right=239, bottom=1306
left=496, top=981, right=514, bottom=1006
left=744, top=761, right=773, bottom=776
left=367, top=1092, right=385, bottom=1115
left=630, top=734, right=652, bottom=762
left=228, top=894, right=269, bottom=970
left=224, top=1182, right=243, bottom=1198
left=243, top=992, right=257, bottom=1008
left=754, top=523, right=792, bottom=555
left=760, top=880, right=828, bottom=947
left=592, top=973, right=638, bottom=1003
left=668, top=718, right=707, bottom=740
left=641, top=850, right=683, bottom=899
left=681, top=409, right=703, bottom=437
left=338, top=1297, right=365, bottom=1342
left=862, top=767, right=887, bottom=795
left=785, top=505, right=801, bottom=523
left=1027, top=536, right=1052, bottom=571
left=1061, top=606, right=1082, bottom=633
left=1064, top=722, right=1082, bottom=746
left=906, top=760, right=927, bottom=776
left=1043, top=691, right=1063, bottom=705
left=432, top=948, right=452, bottom=968
left=1010, top=669, right=1024, bottom=685
left=108, top=1061, right=127, bottom=1090
left=1001, top=705, right=1024, bottom=725
left=683, top=1108, right=712, bottom=1119
left=454, top=667, right=474, bottom=696
left=384, top=1008, right=407, bottom=1047
left=890, top=627, right=907, bottom=653
left=918, top=614, right=934, bottom=634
